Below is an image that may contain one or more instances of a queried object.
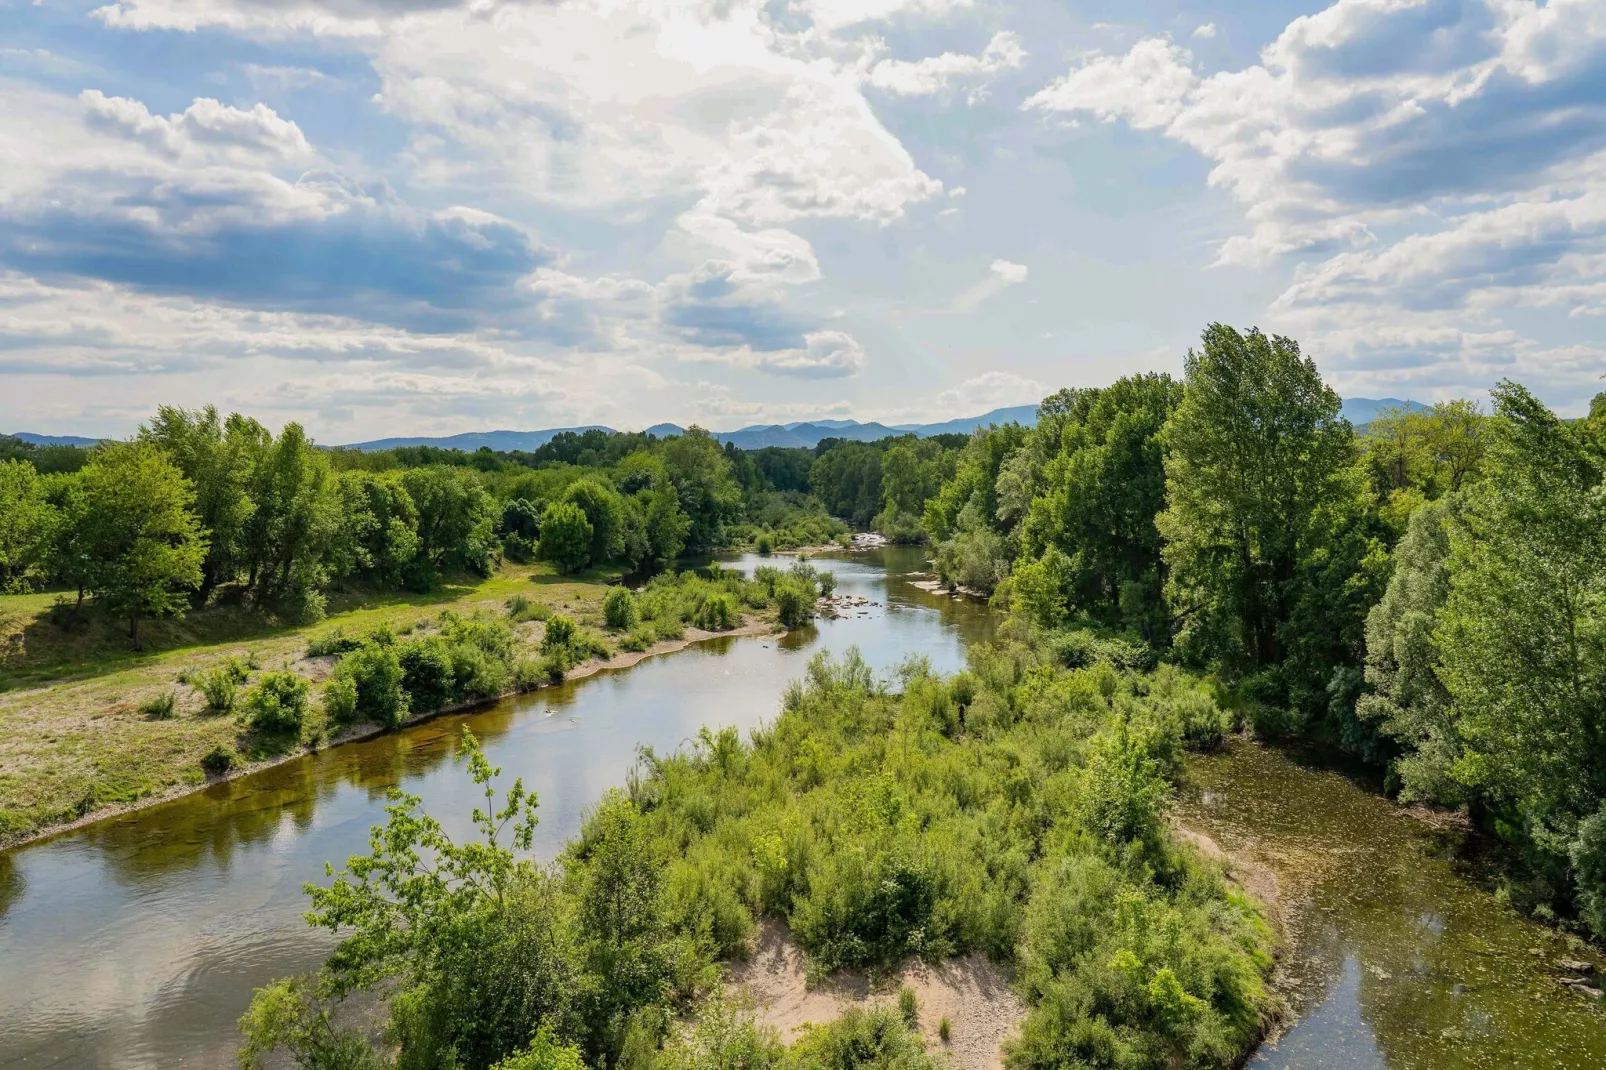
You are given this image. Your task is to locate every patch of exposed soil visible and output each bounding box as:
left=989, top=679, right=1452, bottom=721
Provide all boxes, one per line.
left=726, top=921, right=1024, bottom=1070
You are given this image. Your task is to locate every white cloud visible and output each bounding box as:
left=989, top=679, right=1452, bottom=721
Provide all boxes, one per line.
left=936, top=370, right=1044, bottom=412
left=865, top=31, right=1026, bottom=101
left=948, top=258, right=1028, bottom=311
left=1192, top=23, right=1217, bottom=39
left=1023, top=37, right=1195, bottom=129
left=1025, top=0, right=1606, bottom=403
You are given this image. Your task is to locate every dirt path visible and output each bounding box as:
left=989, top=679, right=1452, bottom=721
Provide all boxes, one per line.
left=726, top=921, right=1024, bottom=1070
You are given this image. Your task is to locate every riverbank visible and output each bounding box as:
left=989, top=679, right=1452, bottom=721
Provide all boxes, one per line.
left=0, top=558, right=803, bottom=849
left=2, top=614, right=780, bottom=852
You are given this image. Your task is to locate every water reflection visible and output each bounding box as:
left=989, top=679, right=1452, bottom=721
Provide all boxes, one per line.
left=0, top=548, right=991, bottom=1070
left=1178, top=741, right=1606, bottom=1070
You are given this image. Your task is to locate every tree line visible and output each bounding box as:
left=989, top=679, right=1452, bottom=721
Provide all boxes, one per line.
left=921, top=323, right=1606, bottom=940
left=0, top=413, right=901, bottom=647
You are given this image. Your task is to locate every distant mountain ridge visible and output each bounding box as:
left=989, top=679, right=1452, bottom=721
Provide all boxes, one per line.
left=336, top=405, right=1042, bottom=452
left=6, top=399, right=1428, bottom=452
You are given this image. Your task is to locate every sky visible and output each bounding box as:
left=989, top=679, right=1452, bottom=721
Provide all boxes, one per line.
left=1, top=0, right=1603, bottom=441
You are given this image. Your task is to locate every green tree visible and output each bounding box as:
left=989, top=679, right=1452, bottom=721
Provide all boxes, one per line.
left=296, top=730, right=574, bottom=1070
left=139, top=405, right=258, bottom=597
left=1437, top=382, right=1606, bottom=865
left=331, top=470, right=420, bottom=587
left=243, top=423, right=341, bottom=619
left=539, top=502, right=594, bottom=574
left=75, top=443, right=207, bottom=648
left=402, top=466, right=496, bottom=579
left=643, top=481, right=691, bottom=564
left=1362, top=400, right=1485, bottom=535
left=562, top=479, right=628, bottom=566
left=1357, top=497, right=1462, bottom=802
left=1157, top=325, right=1368, bottom=711
left=1017, top=374, right=1182, bottom=634
left=662, top=429, right=741, bottom=550
left=0, top=459, right=54, bottom=593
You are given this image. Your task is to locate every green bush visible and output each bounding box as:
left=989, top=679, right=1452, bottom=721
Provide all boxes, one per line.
left=399, top=637, right=456, bottom=712
left=197, top=666, right=238, bottom=713
left=200, top=745, right=236, bottom=776
left=139, top=690, right=177, bottom=720
left=505, top=593, right=531, bottom=618
left=774, top=582, right=813, bottom=629
left=543, top=614, right=577, bottom=651
left=323, top=673, right=358, bottom=725
left=331, top=640, right=409, bottom=728
left=897, top=986, right=919, bottom=1028
left=244, top=672, right=310, bottom=735
left=694, top=593, right=737, bottom=631
left=755, top=531, right=774, bottom=555
left=604, top=586, right=640, bottom=631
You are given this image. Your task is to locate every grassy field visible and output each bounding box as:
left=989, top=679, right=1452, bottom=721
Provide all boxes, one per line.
left=0, top=562, right=643, bottom=847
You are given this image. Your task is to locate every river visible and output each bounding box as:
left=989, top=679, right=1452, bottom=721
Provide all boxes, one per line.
left=1, top=548, right=1600, bottom=1068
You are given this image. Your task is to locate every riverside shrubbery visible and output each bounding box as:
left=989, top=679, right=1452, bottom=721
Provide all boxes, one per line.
left=245, top=619, right=1273, bottom=1070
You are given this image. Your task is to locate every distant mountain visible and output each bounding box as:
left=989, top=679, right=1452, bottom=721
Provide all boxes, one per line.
left=6, top=432, right=105, bottom=447
left=339, top=426, right=612, bottom=452
left=338, top=405, right=1042, bottom=452
left=1341, top=397, right=1429, bottom=427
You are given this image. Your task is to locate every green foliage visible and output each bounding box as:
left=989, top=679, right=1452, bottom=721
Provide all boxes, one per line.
left=491, top=1027, right=587, bottom=1070
left=1571, top=804, right=1606, bottom=940
left=201, top=744, right=236, bottom=776
left=694, top=593, right=738, bottom=631
left=0, top=458, right=54, bottom=593
left=238, top=974, right=388, bottom=1070
left=197, top=660, right=248, bottom=713
left=1435, top=382, right=1606, bottom=908
left=139, top=689, right=177, bottom=720
left=755, top=531, right=775, bottom=555
left=71, top=442, right=209, bottom=648
left=242, top=422, right=341, bottom=621
left=786, top=1006, right=939, bottom=1070
left=330, top=640, right=410, bottom=728
left=538, top=502, right=594, bottom=574
left=401, top=465, right=498, bottom=580
left=245, top=672, right=311, bottom=735
left=1156, top=325, right=1381, bottom=727
left=1358, top=497, right=1462, bottom=801
left=564, top=479, right=629, bottom=568
left=897, top=986, right=919, bottom=1029
left=604, top=586, right=640, bottom=631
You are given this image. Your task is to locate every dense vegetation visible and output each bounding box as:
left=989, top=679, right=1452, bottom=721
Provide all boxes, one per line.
left=921, top=324, right=1606, bottom=941
left=0, top=414, right=896, bottom=649
left=244, top=630, right=1273, bottom=1070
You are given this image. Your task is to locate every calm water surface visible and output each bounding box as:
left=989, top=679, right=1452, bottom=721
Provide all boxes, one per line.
left=3, top=549, right=1601, bottom=1068
left=1175, top=742, right=1606, bottom=1069
left=0, top=549, right=992, bottom=1069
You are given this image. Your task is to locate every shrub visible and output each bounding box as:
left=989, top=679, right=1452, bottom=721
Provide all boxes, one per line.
left=512, top=657, right=546, bottom=692
left=788, top=1008, right=937, bottom=1070
left=353, top=640, right=410, bottom=725
left=197, top=665, right=241, bottom=712
left=938, top=1017, right=951, bottom=1044
left=200, top=745, right=236, bottom=776
left=244, top=672, right=310, bottom=735
left=774, top=582, right=814, bottom=629
left=755, top=531, right=774, bottom=555
left=538, top=501, right=593, bottom=573
left=139, top=690, right=177, bottom=720
left=604, top=586, right=640, bottom=631
left=542, top=614, right=577, bottom=651
left=898, top=986, right=919, bottom=1028
left=490, top=1026, right=586, bottom=1070
left=306, top=628, right=363, bottom=657
left=323, top=673, right=358, bottom=725
left=399, top=637, right=456, bottom=712
left=694, top=593, right=737, bottom=631
left=505, top=593, right=531, bottom=618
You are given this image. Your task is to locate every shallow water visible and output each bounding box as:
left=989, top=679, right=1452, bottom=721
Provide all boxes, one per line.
left=1175, top=741, right=1606, bottom=1069
left=0, top=548, right=992, bottom=1069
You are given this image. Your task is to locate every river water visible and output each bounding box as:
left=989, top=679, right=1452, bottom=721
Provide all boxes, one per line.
left=0, top=549, right=993, bottom=1069
left=1, top=549, right=1600, bottom=1068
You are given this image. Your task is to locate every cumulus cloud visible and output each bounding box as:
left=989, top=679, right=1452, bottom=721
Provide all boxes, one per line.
left=865, top=31, right=1026, bottom=101
left=1192, top=23, right=1217, bottom=39
left=1025, top=0, right=1606, bottom=402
